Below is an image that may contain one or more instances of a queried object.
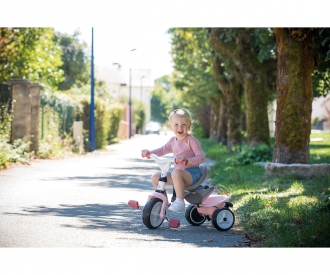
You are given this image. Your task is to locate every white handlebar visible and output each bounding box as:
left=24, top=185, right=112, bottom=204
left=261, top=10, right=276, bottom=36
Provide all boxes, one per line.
left=150, top=154, right=174, bottom=177
left=150, top=154, right=174, bottom=164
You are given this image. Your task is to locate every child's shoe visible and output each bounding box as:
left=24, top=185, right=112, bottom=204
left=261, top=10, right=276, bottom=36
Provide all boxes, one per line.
left=168, top=200, right=185, bottom=213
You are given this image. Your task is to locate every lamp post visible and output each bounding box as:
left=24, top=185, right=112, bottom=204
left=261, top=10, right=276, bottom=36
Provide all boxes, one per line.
left=89, top=27, right=95, bottom=151
left=140, top=75, right=145, bottom=102
left=128, top=48, right=136, bottom=139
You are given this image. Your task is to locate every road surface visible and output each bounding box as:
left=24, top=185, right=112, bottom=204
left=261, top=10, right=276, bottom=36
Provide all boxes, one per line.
left=0, top=134, right=248, bottom=248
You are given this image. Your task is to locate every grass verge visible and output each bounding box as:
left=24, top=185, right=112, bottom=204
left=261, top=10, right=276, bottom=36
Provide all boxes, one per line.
left=200, top=132, right=330, bottom=247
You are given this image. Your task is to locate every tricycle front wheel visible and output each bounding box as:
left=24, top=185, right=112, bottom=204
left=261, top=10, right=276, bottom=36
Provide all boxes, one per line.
left=211, top=208, right=235, bottom=231
left=142, top=198, right=165, bottom=229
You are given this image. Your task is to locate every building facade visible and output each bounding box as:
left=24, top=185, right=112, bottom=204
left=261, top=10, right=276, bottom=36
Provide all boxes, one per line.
left=95, top=63, right=153, bottom=136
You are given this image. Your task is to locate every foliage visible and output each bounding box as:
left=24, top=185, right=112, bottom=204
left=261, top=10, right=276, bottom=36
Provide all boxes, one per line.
left=78, top=89, right=124, bottom=151
left=40, top=89, right=81, bottom=138
left=150, top=81, right=173, bottom=124
left=200, top=132, right=330, bottom=247
left=40, top=84, right=124, bottom=154
left=133, top=100, right=146, bottom=134
left=314, top=193, right=330, bottom=213
left=0, top=28, right=64, bottom=89
left=226, top=143, right=273, bottom=166
left=313, top=28, right=330, bottom=97
left=154, top=75, right=172, bottom=93
left=107, top=104, right=124, bottom=144
left=0, top=135, right=31, bottom=169
left=168, top=28, right=217, bottom=112
left=53, top=30, right=90, bottom=91
left=0, top=83, right=12, bottom=139
left=210, top=28, right=276, bottom=147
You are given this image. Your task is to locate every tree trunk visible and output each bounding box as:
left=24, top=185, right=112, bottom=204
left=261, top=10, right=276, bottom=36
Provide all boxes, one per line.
left=210, top=97, right=221, bottom=141
left=272, top=28, right=315, bottom=164
left=209, top=28, right=271, bottom=147
left=227, top=78, right=242, bottom=150
left=244, top=74, right=270, bottom=146
left=219, top=95, right=228, bottom=145
left=212, top=57, right=241, bottom=150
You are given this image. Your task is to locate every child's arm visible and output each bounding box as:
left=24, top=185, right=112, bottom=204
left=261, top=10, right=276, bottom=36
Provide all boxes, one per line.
left=189, top=138, right=205, bottom=165
left=173, top=137, right=205, bottom=167
left=149, top=137, right=174, bottom=157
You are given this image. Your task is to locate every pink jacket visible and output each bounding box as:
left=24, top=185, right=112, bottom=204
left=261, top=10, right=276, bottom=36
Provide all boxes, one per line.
left=150, top=135, right=205, bottom=169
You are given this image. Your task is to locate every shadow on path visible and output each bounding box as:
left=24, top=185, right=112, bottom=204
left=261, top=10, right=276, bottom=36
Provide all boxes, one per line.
left=4, top=203, right=243, bottom=247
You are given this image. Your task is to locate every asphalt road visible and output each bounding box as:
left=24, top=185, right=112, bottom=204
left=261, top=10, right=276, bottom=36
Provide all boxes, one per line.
left=0, top=133, right=248, bottom=248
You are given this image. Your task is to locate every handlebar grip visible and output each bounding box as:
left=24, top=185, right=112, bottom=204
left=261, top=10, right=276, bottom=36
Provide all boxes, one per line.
left=174, top=158, right=188, bottom=165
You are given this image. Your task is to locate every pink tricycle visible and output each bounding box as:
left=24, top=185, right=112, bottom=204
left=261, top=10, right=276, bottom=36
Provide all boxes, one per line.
left=128, top=154, right=235, bottom=231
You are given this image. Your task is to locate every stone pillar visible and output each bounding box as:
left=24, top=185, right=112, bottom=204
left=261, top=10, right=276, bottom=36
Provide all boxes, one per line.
left=8, top=79, right=42, bottom=154
left=9, top=79, right=31, bottom=145
left=29, top=83, right=42, bottom=153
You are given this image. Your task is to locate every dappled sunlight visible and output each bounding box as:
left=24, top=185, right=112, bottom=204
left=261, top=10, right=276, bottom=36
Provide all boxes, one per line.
left=286, top=196, right=318, bottom=208
left=286, top=181, right=305, bottom=196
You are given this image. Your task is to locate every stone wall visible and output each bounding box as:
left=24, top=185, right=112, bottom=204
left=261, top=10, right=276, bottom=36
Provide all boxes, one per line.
left=265, top=162, right=330, bottom=177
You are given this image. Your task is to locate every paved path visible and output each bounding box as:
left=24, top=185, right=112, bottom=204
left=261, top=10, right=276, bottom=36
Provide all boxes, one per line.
left=0, top=134, right=248, bottom=248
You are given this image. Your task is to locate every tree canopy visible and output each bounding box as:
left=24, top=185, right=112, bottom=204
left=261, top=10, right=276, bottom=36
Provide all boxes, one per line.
left=53, top=30, right=90, bottom=91
left=150, top=75, right=174, bottom=124
left=0, top=28, right=64, bottom=88
left=168, top=28, right=219, bottom=136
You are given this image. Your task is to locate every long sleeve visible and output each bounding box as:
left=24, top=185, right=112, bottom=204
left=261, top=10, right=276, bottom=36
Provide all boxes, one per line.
left=149, top=137, right=175, bottom=157
left=187, top=136, right=205, bottom=166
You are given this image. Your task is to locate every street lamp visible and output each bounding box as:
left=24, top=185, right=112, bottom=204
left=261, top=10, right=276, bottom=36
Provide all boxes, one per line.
left=90, top=27, right=95, bottom=151
left=140, top=75, right=145, bottom=102
left=129, top=48, right=136, bottom=139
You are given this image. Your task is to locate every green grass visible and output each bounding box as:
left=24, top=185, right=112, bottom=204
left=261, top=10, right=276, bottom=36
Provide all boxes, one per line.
left=200, top=132, right=330, bottom=247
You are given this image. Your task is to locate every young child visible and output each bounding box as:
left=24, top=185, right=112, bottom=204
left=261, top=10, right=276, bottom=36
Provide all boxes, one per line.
left=141, top=109, right=205, bottom=213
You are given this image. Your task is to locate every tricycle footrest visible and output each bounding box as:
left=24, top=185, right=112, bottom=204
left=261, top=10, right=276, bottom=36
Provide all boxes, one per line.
left=168, top=218, right=180, bottom=228
left=128, top=200, right=140, bottom=209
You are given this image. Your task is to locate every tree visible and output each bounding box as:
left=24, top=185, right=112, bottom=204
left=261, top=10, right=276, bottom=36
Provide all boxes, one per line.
left=168, top=28, right=219, bottom=138
left=312, top=28, right=330, bottom=97
left=273, top=28, right=317, bottom=164
left=133, top=100, right=146, bottom=134
left=0, top=28, right=64, bottom=88
left=209, top=28, right=276, bottom=147
left=212, top=55, right=243, bottom=150
left=150, top=79, right=172, bottom=124
left=53, top=30, right=90, bottom=91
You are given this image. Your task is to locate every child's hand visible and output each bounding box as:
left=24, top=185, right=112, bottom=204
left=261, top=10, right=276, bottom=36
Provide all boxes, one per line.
left=174, top=156, right=188, bottom=165
left=141, top=149, right=151, bottom=159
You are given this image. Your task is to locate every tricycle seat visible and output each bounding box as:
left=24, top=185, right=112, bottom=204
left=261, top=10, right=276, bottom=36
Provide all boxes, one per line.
left=183, top=164, right=214, bottom=205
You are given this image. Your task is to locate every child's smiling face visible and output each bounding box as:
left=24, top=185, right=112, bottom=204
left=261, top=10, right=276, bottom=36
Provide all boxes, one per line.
left=169, top=114, right=191, bottom=140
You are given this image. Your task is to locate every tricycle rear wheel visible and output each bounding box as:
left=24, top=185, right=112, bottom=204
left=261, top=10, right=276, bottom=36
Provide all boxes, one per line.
left=211, top=208, right=235, bottom=231
left=185, top=204, right=206, bottom=226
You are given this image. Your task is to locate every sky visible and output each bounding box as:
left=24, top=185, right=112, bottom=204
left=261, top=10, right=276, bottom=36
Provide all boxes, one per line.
left=2, top=1, right=328, bottom=84
left=53, top=25, right=174, bottom=82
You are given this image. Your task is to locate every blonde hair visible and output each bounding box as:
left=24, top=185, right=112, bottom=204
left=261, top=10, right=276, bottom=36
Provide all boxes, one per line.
left=168, top=108, right=193, bottom=128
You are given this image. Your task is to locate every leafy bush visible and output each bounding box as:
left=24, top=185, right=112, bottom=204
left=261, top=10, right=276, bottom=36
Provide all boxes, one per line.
left=41, top=87, right=124, bottom=153
left=0, top=135, right=31, bottom=169
left=38, top=134, right=74, bottom=159
left=81, top=97, right=125, bottom=151
left=226, top=143, right=272, bottom=165
left=314, top=192, right=330, bottom=213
